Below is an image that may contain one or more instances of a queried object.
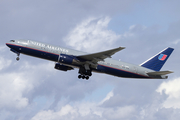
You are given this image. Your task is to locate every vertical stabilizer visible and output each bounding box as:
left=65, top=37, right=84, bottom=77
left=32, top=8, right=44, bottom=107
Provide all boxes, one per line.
left=140, top=47, right=174, bottom=71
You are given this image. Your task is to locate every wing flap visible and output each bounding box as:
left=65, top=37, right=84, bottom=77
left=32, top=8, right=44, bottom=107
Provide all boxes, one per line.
left=147, top=71, right=173, bottom=75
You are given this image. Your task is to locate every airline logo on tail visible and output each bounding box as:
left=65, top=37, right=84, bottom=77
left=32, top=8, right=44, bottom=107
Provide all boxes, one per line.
left=158, top=54, right=167, bottom=61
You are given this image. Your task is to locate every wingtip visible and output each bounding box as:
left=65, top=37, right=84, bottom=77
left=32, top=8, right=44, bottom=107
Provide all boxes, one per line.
left=169, top=71, right=174, bottom=73
left=120, top=47, right=126, bottom=49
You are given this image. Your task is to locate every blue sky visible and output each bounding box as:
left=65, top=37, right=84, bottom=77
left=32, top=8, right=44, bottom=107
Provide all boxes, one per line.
left=1, top=0, right=180, bottom=120
left=109, top=1, right=180, bottom=34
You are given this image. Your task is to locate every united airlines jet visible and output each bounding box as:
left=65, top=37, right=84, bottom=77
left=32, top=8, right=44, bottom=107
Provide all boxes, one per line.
left=6, top=40, right=174, bottom=80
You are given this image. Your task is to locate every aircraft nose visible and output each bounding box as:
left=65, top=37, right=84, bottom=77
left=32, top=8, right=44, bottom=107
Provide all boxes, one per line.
left=6, top=43, right=9, bottom=46
left=6, top=42, right=11, bottom=48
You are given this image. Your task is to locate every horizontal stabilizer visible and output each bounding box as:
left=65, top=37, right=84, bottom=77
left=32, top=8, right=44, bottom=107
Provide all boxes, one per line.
left=147, top=71, right=173, bottom=76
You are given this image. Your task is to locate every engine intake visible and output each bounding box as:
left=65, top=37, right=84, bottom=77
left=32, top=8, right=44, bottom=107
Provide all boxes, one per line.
left=54, top=63, right=73, bottom=71
left=58, top=54, right=75, bottom=64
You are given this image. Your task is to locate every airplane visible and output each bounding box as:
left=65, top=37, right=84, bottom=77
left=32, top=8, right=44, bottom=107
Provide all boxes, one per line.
left=6, top=40, right=174, bottom=80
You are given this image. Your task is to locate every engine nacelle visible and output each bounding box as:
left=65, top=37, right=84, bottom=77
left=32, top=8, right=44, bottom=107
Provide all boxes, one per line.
left=54, top=63, right=73, bottom=71
left=58, top=54, right=75, bottom=64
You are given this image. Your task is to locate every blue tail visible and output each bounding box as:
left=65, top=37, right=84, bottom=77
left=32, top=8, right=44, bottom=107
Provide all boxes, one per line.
left=140, top=47, right=174, bottom=71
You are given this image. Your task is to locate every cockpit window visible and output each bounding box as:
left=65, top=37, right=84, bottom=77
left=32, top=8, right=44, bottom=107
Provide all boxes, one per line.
left=10, top=40, right=15, bottom=42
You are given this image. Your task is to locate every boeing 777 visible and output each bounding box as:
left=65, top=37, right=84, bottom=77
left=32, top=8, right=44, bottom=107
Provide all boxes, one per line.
left=6, top=40, right=174, bottom=80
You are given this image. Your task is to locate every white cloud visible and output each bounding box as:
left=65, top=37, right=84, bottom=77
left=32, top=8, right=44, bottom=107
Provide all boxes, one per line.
left=172, top=39, right=180, bottom=45
left=77, top=102, right=95, bottom=116
left=31, top=103, right=90, bottom=120
left=31, top=110, right=58, bottom=120
left=0, top=46, right=12, bottom=71
left=63, top=16, right=121, bottom=52
left=0, top=48, right=30, bottom=109
left=156, top=77, right=180, bottom=108
left=32, top=103, right=136, bottom=120
left=103, top=106, right=136, bottom=120
left=0, top=73, right=30, bottom=109
left=63, top=17, right=152, bottom=55
left=31, top=90, right=136, bottom=120
left=99, top=90, right=114, bottom=105
left=0, top=59, right=55, bottom=110
left=0, top=56, right=12, bottom=71
left=58, top=104, right=77, bottom=116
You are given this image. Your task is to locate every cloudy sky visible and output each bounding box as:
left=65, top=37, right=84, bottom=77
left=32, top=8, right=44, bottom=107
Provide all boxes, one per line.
left=0, top=0, right=180, bottom=119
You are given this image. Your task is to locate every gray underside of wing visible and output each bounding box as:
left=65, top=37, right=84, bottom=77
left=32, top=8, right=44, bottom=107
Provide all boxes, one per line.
left=147, top=71, right=174, bottom=75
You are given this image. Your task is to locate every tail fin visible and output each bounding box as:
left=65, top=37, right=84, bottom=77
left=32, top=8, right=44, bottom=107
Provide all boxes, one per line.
left=140, top=47, right=174, bottom=71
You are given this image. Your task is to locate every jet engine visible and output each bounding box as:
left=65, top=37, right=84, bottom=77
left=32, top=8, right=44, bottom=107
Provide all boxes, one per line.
left=58, top=54, right=75, bottom=64
left=54, top=63, right=73, bottom=71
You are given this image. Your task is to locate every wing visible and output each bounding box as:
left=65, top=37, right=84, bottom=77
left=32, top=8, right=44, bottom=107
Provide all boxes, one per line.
left=76, top=47, right=125, bottom=64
